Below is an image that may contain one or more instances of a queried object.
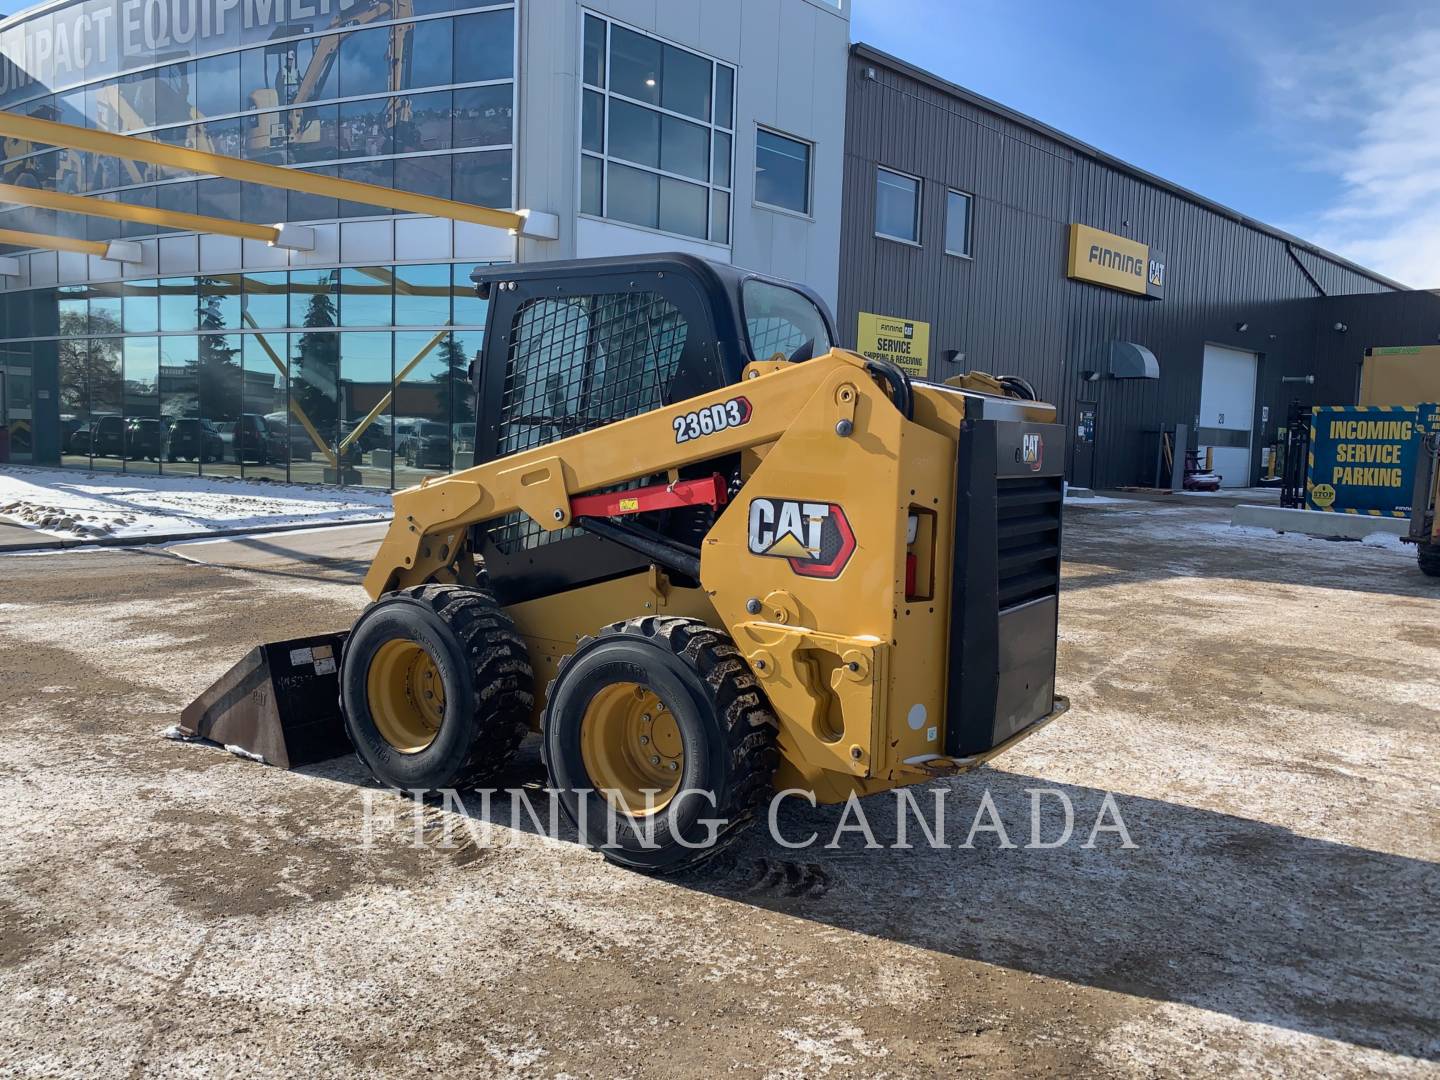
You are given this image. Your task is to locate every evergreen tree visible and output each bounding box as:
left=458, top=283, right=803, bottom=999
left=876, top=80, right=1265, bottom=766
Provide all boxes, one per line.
left=429, top=333, right=475, bottom=431
left=193, top=278, right=242, bottom=421
left=291, top=284, right=340, bottom=450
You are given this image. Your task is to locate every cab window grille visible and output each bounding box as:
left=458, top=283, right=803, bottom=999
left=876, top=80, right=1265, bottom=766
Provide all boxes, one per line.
left=488, top=290, right=689, bottom=552
left=746, top=317, right=809, bottom=361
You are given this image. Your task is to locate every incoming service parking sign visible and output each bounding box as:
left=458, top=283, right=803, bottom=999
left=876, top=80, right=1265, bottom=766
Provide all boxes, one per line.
left=1306, top=404, right=1440, bottom=516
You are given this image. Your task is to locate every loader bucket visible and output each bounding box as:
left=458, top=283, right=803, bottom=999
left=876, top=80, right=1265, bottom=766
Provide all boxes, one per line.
left=179, top=632, right=351, bottom=768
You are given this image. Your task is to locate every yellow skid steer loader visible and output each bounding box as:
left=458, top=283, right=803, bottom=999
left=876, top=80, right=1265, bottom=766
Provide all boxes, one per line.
left=182, top=254, right=1069, bottom=872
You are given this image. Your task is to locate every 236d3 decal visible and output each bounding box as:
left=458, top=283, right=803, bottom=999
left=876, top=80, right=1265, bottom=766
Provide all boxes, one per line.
left=673, top=396, right=752, bottom=443
left=747, top=498, right=857, bottom=578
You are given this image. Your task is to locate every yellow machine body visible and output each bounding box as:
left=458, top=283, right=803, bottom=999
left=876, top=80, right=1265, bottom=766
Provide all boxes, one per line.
left=363, top=350, right=1063, bottom=803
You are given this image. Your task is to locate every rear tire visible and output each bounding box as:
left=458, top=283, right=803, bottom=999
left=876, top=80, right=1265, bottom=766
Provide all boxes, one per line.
left=1419, top=541, right=1440, bottom=578
left=340, top=585, right=534, bottom=791
left=542, top=617, right=778, bottom=875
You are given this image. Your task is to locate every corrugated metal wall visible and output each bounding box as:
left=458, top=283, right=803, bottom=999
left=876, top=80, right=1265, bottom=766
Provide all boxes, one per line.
left=838, top=50, right=1401, bottom=488
left=1309, top=291, right=1440, bottom=405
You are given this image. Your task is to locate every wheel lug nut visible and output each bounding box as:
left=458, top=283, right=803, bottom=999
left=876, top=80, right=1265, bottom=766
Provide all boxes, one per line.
left=642, top=713, right=651, bottom=723
left=649, top=755, right=661, bottom=766
left=639, top=734, right=650, bottom=745
left=668, top=761, right=678, bottom=772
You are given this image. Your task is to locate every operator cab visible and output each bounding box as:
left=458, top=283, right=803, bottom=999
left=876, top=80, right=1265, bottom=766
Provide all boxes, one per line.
left=468, top=254, right=837, bottom=604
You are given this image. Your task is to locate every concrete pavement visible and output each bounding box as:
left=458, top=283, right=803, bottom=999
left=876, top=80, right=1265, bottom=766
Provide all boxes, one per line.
left=163, top=521, right=388, bottom=579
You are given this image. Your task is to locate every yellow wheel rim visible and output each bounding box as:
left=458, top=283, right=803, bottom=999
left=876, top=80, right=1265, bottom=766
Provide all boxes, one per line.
left=579, top=682, right=684, bottom=816
left=366, top=639, right=446, bottom=754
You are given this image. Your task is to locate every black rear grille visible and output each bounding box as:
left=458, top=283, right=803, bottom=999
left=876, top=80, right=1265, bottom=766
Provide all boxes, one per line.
left=995, top=476, right=1062, bottom=609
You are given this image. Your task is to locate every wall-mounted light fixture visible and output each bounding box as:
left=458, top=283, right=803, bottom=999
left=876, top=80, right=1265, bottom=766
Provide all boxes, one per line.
left=943, top=348, right=965, bottom=366
left=1332, top=322, right=1348, bottom=333
left=1234, top=321, right=1250, bottom=332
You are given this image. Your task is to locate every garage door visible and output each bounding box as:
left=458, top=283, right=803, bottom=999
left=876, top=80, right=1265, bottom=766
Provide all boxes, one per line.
left=1198, top=345, right=1257, bottom=488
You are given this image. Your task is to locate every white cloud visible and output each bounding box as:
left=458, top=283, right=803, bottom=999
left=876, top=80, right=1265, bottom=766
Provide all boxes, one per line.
left=1253, top=13, right=1440, bottom=287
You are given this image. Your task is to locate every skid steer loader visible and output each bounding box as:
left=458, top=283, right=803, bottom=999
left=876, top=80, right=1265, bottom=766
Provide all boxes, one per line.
left=181, top=253, right=1069, bottom=872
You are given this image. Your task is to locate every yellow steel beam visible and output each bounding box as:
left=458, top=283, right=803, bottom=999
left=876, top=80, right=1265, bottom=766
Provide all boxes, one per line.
left=0, top=227, right=107, bottom=256
left=0, top=182, right=280, bottom=243
left=337, top=328, right=448, bottom=455
left=0, top=112, right=525, bottom=232
left=241, top=310, right=339, bottom=469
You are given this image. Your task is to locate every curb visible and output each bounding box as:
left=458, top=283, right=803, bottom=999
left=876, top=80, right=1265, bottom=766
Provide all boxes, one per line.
left=0, top=516, right=392, bottom=555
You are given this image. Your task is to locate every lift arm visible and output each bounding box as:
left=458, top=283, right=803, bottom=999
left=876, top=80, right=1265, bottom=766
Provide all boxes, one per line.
left=363, top=352, right=872, bottom=598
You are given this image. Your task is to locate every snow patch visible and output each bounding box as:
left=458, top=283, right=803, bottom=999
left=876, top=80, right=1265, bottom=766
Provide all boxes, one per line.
left=1361, top=531, right=1408, bottom=551
left=224, top=744, right=267, bottom=764
left=0, top=466, right=390, bottom=542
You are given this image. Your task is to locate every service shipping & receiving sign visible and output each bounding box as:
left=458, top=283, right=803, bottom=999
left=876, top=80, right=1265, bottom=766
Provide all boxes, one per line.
left=856, top=312, right=930, bottom=379
left=1305, top=404, right=1440, bottom=516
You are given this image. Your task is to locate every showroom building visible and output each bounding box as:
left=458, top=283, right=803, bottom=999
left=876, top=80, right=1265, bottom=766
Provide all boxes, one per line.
left=0, top=0, right=848, bottom=485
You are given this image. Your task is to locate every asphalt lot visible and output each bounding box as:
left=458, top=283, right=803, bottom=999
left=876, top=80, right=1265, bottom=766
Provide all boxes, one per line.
left=0, top=500, right=1435, bottom=1078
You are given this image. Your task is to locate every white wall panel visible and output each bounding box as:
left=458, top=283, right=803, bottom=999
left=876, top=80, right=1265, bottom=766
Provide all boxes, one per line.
left=157, top=234, right=199, bottom=275
left=199, top=233, right=242, bottom=273
left=394, top=218, right=455, bottom=263
left=56, top=251, right=89, bottom=283
left=27, top=252, right=56, bottom=287
left=340, top=220, right=396, bottom=264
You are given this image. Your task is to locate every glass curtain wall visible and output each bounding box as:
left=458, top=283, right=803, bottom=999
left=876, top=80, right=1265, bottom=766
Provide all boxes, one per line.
left=0, top=0, right=516, bottom=248
left=8, top=265, right=489, bottom=488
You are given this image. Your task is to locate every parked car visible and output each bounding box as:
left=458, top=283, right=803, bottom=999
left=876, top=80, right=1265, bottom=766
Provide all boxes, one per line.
left=167, top=418, right=225, bottom=463
left=125, top=418, right=169, bottom=461
left=341, top=417, right=389, bottom=455
left=401, top=420, right=449, bottom=469
left=67, top=422, right=95, bottom=455
left=215, top=421, right=237, bottom=458
left=265, top=413, right=315, bottom=462
left=88, top=415, right=128, bottom=458
left=234, top=413, right=287, bottom=464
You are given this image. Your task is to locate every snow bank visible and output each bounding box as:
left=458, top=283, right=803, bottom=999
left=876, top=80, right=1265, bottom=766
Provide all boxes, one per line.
left=0, top=466, right=390, bottom=541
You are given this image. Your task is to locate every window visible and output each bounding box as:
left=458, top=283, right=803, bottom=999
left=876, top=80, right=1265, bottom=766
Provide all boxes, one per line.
left=742, top=280, right=831, bottom=361
left=945, top=189, right=974, bottom=257
left=489, top=289, right=690, bottom=550
left=339, top=27, right=393, bottom=99
left=579, top=14, right=735, bottom=244
left=754, top=128, right=812, bottom=215
left=876, top=167, right=920, bottom=244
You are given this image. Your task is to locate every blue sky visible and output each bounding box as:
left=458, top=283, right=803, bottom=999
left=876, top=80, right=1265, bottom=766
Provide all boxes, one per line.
left=852, top=0, right=1440, bottom=286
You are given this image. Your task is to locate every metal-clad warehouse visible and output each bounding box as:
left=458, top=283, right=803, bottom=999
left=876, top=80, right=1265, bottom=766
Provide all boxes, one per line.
left=837, top=43, right=1418, bottom=490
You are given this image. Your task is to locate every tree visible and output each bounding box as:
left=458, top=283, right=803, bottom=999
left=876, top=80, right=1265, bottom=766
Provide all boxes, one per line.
left=58, top=308, right=123, bottom=413
left=192, top=278, right=243, bottom=421
left=429, top=333, right=474, bottom=431
left=291, top=285, right=340, bottom=444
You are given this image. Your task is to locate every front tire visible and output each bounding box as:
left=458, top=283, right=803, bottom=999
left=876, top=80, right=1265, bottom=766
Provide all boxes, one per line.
left=1419, top=541, right=1440, bottom=578
left=340, top=585, right=534, bottom=790
left=542, top=617, right=778, bottom=875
